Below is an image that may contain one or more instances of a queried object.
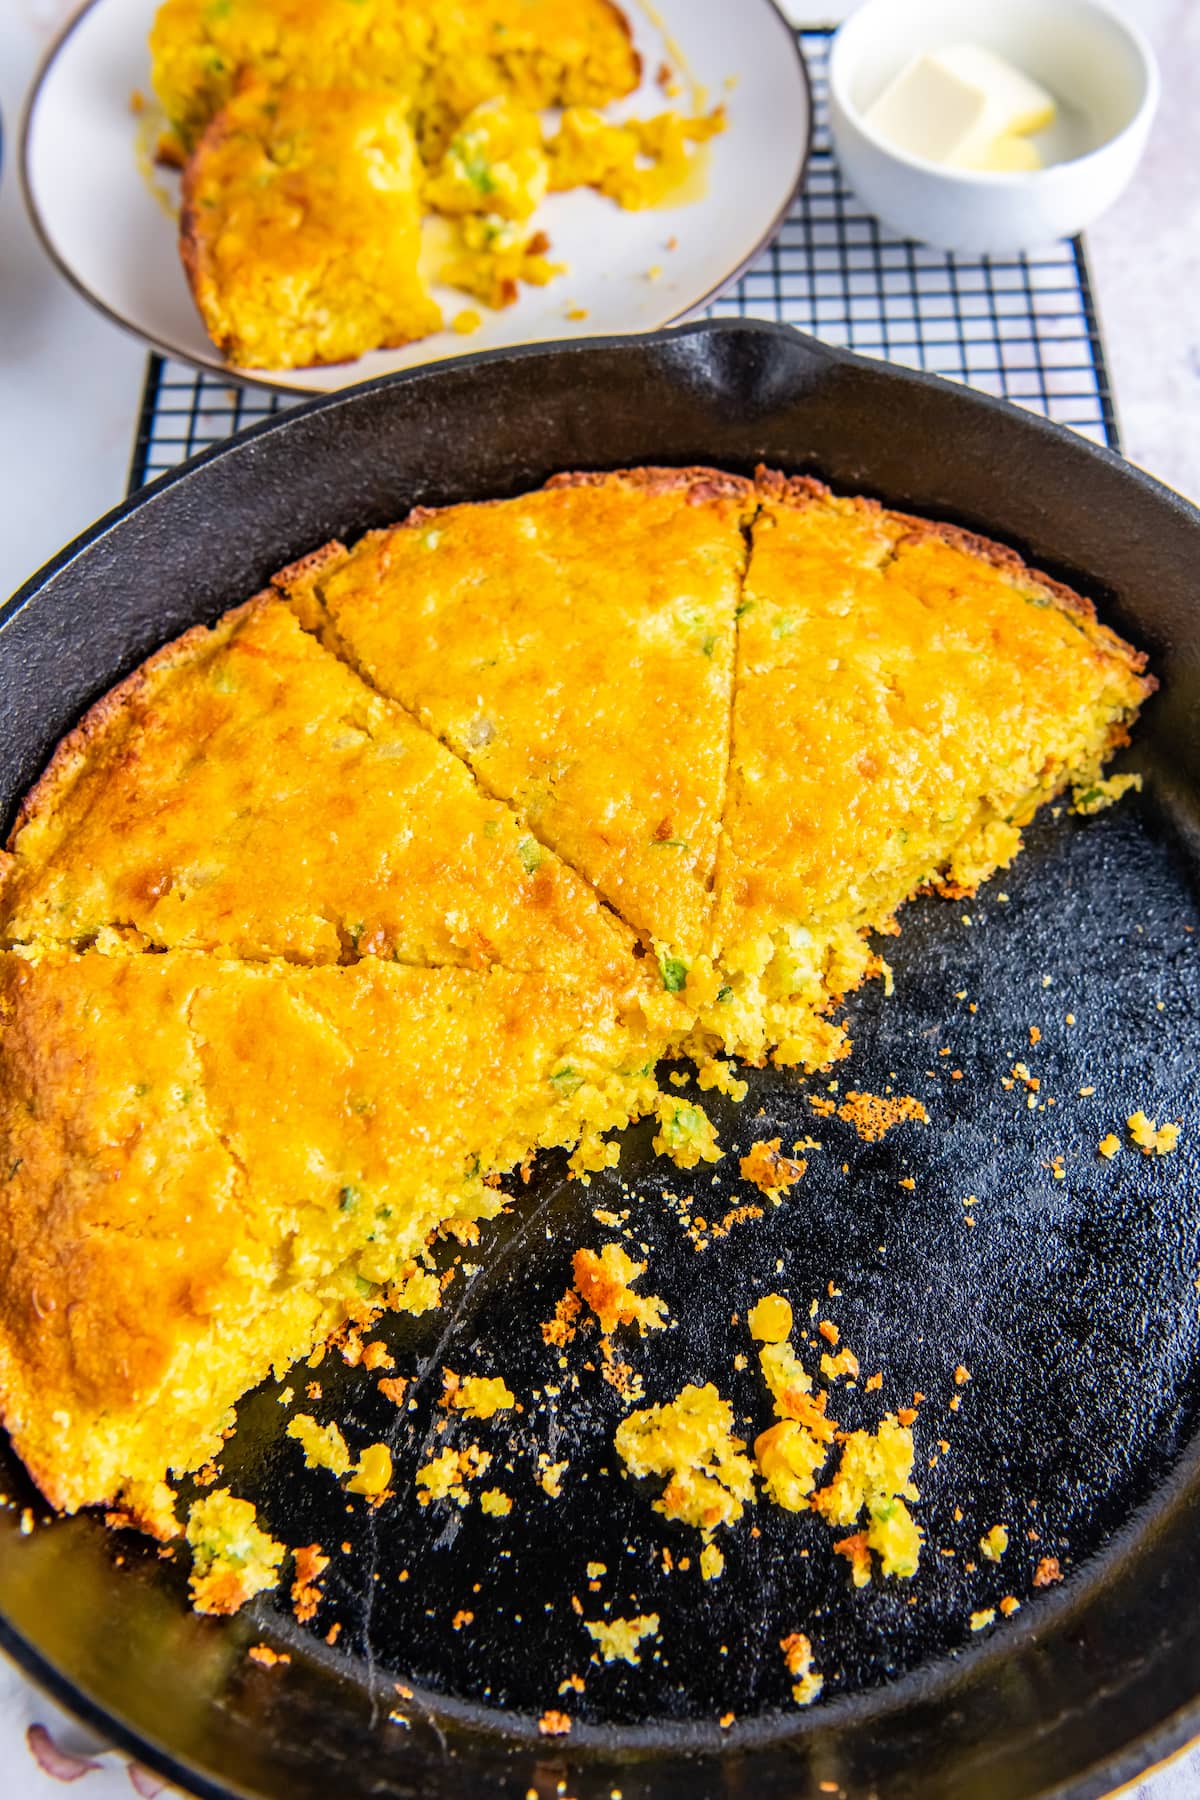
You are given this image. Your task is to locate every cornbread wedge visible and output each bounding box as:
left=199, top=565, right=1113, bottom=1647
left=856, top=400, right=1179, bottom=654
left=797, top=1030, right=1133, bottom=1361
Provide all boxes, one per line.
left=0, top=597, right=638, bottom=992
left=278, top=469, right=755, bottom=965
left=181, top=85, right=440, bottom=370
left=151, top=0, right=640, bottom=159
left=693, top=473, right=1154, bottom=1065
left=0, top=948, right=661, bottom=1517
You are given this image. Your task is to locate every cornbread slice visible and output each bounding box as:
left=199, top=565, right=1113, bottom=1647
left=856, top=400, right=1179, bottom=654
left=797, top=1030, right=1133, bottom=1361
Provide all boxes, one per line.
left=151, top=0, right=640, bottom=159
left=181, top=84, right=440, bottom=370
left=278, top=469, right=755, bottom=964
left=696, top=473, right=1154, bottom=1065
left=0, top=947, right=662, bottom=1517
left=0, top=596, right=638, bottom=991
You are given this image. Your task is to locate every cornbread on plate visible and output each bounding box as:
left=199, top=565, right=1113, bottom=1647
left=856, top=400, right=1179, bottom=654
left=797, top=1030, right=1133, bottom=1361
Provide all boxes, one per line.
left=181, top=84, right=440, bottom=370
left=151, top=0, right=641, bottom=161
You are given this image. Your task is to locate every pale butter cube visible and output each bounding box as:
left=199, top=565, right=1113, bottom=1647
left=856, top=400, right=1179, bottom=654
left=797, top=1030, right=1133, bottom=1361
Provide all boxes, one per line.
left=865, top=44, right=1056, bottom=171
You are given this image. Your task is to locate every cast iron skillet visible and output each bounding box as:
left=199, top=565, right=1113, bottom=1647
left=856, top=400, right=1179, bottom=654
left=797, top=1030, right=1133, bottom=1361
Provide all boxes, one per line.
left=1, top=320, right=1199, bottom=1800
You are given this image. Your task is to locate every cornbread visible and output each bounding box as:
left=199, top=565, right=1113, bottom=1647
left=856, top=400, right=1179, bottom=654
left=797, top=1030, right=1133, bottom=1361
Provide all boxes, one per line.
left=151, top=0, right=641, bottom=160
left=425, top=97, right=551, bottom=222
left=0, top=596, right=638, bottom=992
left=181, top=85, right=440, bottom=370
left=186, top=1490, right=286, bottom=1615
left=547, top=104, right=725, bottom=209
left=695, top=472, right=1154, bottom=1066
left=0, top=463, right=1154, bottom=1540
left=279, top=469, right=754, bottom=961
left=614, top=1383, right=756, bottom=1536
left=0, top=947, right=660, bottom=1517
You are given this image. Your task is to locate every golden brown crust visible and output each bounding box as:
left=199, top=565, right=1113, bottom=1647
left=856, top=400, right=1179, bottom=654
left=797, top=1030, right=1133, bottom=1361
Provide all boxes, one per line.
left=752, top=464, right=1155, bottom=688
left=547, top=466, right=756, bottom=505
left=270, top=543, right=350, bottom=594
left=400, top=466, right=755, bottom=534
left=3, top=600, right=258, bottom=855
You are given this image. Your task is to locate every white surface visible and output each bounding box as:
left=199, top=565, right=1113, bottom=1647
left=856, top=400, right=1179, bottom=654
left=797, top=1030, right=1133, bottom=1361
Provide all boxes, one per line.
left=829, top=0, right=1158, bottom=254
left=24, top=0, right=808, bottom=394
left=1, top=3, right=1199, bottom=1796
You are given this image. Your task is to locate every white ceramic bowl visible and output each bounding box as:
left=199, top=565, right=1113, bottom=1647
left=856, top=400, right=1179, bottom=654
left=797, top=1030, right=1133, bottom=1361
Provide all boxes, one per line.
left=829, top=0, right=1159, bottom=255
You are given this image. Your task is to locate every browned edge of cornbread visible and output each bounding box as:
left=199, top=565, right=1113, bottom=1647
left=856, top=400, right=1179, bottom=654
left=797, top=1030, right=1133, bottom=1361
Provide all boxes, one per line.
left=754, top=465, right=1156, bottom=691
left=0, top=598, right=262, bottom=906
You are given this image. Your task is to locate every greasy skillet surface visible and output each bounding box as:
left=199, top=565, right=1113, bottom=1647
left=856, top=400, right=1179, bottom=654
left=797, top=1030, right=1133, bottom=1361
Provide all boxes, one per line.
left=1, top=321, right=1199, bottom=1800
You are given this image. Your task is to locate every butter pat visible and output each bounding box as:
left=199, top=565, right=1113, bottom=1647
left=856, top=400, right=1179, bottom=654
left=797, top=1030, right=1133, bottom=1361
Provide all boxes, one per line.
left=865, top=45, right=1057, bottom=173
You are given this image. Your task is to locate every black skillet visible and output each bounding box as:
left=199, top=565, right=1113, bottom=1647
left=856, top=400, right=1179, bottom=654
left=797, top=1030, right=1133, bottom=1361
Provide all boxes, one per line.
left=2, top=319, right=1199, bottom=1800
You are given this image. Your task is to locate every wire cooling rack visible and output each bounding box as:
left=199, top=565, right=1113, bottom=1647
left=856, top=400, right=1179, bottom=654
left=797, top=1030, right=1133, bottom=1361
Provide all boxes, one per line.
left=128, top=26, right=1118, bottom=491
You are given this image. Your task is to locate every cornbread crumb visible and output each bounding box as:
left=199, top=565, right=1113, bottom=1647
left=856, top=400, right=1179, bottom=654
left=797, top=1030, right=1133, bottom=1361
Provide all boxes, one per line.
left=538, top=1709, right=572, bottom=1736
left=615, top=1384, right=755, bottom=1536
left=980, top=1524, right=1009, bottom=1562
left=452, top=310, right=483, bottom=335
left=739, top=1138, right=807, bottom=1202
left=780, top=1631, right=823, bottom=1706
left=441, top=1371, right=516, bottom=1418
left=378, top=1377, right=410, bottom=1406
left=747, top=1294, right=793, bottom=1344
left=287, top=1416, right=351, bottom=1477
left=837, top=1092, right=928, bottom=1143
left=186, top=1491, right=286, bottom=1616
left=1098, top=1134, right=1121, bottom=1159
left=697, top=1057, right=749, bottom=1102
left=652, top=1095, right=723, bottom=1169
left=699, top=1542, right=725, bottom=1580
left=248, top=1644, right=290, bottom=1666
left=1072, top=772, right=1141, bottom=814
left=1033, top=1556, right=1063, bottom=1587
left=820, top=1348, right=860, bottom=1383
left=479, top=1488, right=512, bottom=1517
left=1127, top=1111, right=1180, bottom=1156
left=813, top=1415, right=922, bottom=1582
left=954, top=1366, right=971, bottom=1386
left=416, top=1445, right=492, bottom=1506
left=291, top=1543, right=329, bottom=1623
left=573, top=1245, right=668, bottom=1335
left=999, top=1596, right=1021, bottom=1616
left=542, top=1288, right=583, bottom=1347
left=585, top=1613, right=660, bottom=1663
left=970, top=1608, right=996, bottom=1632
left=538, top=1457, right=569, bottom=1499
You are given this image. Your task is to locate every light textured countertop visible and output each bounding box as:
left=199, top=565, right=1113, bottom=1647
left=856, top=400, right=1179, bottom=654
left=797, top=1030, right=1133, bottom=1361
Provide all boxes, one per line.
left=0, top=2, right=1197, bottom=1795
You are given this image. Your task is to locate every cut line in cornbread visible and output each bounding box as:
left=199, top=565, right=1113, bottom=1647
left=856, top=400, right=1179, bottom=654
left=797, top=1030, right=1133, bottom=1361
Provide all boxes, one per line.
left=0, top=596, right=641, bottom=994
left=277, top=468, right=756, bottom=964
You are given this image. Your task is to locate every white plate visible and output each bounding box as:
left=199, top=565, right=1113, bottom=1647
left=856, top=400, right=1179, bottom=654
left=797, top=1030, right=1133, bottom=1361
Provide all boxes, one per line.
left=21, top=0, right=811, bottom=395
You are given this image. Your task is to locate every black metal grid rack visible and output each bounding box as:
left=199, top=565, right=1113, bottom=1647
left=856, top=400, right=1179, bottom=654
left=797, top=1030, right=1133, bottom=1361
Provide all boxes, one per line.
left=128, top=26, right=1119, bottom=492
